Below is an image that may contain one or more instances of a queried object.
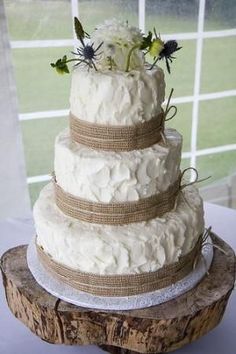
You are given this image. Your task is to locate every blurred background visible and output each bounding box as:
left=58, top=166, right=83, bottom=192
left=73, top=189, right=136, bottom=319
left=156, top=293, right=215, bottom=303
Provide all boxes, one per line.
left=1, top=0, right=236, bottom=220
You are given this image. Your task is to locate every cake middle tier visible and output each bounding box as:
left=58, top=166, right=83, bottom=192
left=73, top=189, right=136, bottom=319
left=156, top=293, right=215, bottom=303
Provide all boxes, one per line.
left=54, top=128, right=182, bottom=203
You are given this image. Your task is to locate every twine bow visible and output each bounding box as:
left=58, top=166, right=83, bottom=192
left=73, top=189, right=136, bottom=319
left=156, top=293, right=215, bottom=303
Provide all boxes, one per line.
left=172, top=167, right=211, bottom=211
left=179, top=167, right=211, bottom=191
left=160, top=88, right=178, bottom=145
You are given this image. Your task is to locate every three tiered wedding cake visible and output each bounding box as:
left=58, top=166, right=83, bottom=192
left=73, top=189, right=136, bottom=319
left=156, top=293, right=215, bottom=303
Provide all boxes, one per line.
left=33, top=19, right=205, bottom=301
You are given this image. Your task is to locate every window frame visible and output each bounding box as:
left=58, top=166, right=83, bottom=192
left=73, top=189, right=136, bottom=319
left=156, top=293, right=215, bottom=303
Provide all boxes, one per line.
left=9, top=0, right=236, bottom=185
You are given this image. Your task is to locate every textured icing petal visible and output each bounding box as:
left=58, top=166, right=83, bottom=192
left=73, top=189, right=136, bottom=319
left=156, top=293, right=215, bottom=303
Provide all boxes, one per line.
left=89, top=166, right=110, bottom=188
left=137, top=160, right=150, bottom=185
left=127, top=188, right=139, bottom=201
left=110, top=163, right=130, bottom=184
left=147, top=159, right=161, bottom=179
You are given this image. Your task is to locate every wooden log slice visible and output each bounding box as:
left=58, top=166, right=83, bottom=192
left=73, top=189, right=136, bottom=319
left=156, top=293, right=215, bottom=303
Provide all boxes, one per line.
left=1, top=234, right=235, bottom=354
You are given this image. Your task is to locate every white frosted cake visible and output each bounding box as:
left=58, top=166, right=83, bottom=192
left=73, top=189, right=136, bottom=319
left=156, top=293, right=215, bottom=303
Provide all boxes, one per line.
left=34, top=20, right=204, bottom=291
left=70, top=67, right=165, bottom=125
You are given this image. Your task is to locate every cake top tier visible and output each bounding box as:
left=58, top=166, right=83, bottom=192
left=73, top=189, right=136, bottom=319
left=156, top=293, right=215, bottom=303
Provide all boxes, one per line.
left=70, top=66, right=165, bottom=125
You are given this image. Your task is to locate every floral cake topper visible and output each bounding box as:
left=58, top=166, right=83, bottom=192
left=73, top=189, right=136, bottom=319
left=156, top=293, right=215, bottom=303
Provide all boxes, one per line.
left=51, top=18, right=181, bottom=74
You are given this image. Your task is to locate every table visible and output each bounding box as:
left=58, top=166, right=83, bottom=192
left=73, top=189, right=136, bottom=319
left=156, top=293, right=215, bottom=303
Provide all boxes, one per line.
left=0, top=202, right=236, bottom=354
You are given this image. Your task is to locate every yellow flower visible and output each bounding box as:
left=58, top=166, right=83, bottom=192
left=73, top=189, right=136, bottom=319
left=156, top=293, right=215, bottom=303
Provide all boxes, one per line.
left=149, top=38, right=164, bottom=58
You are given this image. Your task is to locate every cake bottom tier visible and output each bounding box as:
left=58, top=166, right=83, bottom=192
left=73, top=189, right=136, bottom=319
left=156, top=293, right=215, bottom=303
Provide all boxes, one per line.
left=34, top=183, right=204, bottom=275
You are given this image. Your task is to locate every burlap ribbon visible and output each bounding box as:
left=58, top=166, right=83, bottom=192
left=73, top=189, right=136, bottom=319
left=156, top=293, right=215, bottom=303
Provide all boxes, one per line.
left=53, top=173, right=181, bottom=225
left=70, top=89, right=177, bottom=151
left=36, top=234, right=202, bottom=297
left=53, top=167, right=208, bottom=225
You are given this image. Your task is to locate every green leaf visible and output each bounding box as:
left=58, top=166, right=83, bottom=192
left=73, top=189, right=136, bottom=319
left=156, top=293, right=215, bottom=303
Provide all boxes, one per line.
left=62, top=55, right=67, bottom=62
left=56, top=63, right=69, bottom=75
left=50, top=56, right=70, bottom=74
left=74, top=17, right=90, bottom=45
left=74, top=17, right=85, bottom=42
left=140, top=31, right=153, bottom=50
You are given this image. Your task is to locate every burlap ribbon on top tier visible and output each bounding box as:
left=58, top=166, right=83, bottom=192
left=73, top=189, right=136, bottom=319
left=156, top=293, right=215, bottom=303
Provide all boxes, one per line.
left=36, top=232, right=203, bottom=297
left=70, top=89, right=177, bottom=151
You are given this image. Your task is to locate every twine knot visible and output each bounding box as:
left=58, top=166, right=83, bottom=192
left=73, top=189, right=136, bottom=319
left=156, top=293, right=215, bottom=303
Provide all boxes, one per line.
left=172, top=167, right=211, bottom=211
left=179, top=167, right=211, bottom=191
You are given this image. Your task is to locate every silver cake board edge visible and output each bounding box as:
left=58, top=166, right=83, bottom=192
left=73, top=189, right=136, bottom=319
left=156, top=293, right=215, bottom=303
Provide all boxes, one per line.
left=27, top=236, right=213, bottom=311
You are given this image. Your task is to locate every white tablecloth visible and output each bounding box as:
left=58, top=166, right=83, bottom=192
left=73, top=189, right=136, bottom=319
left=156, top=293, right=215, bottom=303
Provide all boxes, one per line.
left=0, top=202, right=235, bottom=354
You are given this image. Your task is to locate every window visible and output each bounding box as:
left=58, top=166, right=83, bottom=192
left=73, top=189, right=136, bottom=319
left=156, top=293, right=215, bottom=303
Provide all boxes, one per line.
left=4, top=0, right=236, bottom=206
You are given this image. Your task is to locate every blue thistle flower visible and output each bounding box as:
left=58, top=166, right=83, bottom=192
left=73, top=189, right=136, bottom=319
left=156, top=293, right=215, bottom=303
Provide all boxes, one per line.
left=72, top=42, right=103, bottom=71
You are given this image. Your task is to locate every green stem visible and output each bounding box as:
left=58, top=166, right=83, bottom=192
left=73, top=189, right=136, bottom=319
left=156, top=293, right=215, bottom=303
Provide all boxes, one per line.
left=149, top=57, right=159, bottom=70
left=66, top=58, right=91, bottom=67
left=65, top=58, right=80, bottom=64
left=91, top=60, right=98, bottom=71
left=125, top=44, right=140, bottom=72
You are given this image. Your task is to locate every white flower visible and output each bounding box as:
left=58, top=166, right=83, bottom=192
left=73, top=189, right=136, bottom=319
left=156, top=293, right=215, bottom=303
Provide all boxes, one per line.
left=90, top=19, right=144, bottom=71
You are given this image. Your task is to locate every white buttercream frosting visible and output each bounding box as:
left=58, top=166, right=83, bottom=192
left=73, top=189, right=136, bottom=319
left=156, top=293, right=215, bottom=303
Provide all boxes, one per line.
left=54, top=128, right=182, bottom=203
left=70, top=66, right=165, bottom=126
left=34, top=183, right=204, bottom=275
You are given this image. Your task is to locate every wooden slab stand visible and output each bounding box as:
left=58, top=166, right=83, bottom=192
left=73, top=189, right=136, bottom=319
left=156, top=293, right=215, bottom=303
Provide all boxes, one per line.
left=1, top=234, right=235, bottom=354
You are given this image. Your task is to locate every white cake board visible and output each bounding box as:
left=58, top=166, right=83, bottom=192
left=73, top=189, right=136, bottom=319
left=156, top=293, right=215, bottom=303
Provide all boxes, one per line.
left=27, top=236, right=213, bottom=310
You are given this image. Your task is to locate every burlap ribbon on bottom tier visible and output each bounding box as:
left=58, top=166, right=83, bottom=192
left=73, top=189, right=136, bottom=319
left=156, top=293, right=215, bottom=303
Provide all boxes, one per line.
left=36, top=234, right=203, bottom=297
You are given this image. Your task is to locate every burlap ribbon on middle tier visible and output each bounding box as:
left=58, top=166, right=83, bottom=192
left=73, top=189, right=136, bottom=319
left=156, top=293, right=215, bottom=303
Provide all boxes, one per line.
left=36, top=232, right=203, bottom=297
left=53, top=173, right=181, bottom=225
left=70, top=89, right=177, bottom=151
left=53, top=168, right=207, bottom=225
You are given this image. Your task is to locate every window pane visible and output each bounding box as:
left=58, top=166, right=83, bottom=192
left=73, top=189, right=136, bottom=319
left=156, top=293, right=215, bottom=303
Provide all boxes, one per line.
left=197, top=151, right=236, bottom=187
left=29, top=181, right=48, bottom=206
left=21, top=117, right=67, bottom=177
left=4, top=0, right=72, bottom=40
left=162, top=40, right=196, bottom=97
left=166, top=103, right=192, bottom=152
left=181, top=158, right=190, bottom=171
left=204, top=0, right=236, bottom=31
left=146, top=0, right=199, bottom=33
left=146, top=40, right=196, bottom=96
left=79, top=0, right=139, bottom=32
left=201, top=37, right=236, bottom=93
left=198, top=97, right=236, bottom=149
left=12, top=47, right=71, bottom=112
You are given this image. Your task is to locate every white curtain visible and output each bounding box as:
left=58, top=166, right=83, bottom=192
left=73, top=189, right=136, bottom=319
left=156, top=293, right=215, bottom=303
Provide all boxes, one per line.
left=0, top=0, right=31, bottom=220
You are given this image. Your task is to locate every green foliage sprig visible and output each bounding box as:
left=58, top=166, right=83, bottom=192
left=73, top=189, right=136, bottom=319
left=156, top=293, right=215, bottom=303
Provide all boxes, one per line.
left=50, top=17, right=102, bottom=74
left=74, top=16, right=89, bottom=45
